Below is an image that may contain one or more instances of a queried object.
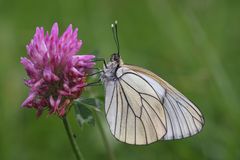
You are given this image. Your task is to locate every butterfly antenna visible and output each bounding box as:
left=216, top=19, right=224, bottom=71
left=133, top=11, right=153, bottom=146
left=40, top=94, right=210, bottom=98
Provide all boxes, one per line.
left=111, top=20, right=120, bottom=56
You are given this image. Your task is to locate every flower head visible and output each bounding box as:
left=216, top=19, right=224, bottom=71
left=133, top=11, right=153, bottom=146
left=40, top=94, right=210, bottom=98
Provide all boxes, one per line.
left=21, top=23, right=95, bottom=117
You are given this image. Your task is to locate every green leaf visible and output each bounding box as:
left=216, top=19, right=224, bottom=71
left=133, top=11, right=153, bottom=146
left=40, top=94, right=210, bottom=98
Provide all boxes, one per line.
left=73, top=98, right=102, bottom=127
left=74, top=102, right=95, bottom=127
left=78, top=98, right=102, bottom=111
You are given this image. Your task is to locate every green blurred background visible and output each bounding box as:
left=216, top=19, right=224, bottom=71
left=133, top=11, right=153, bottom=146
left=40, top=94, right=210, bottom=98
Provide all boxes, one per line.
left=0, top=0, right=240, bottom=159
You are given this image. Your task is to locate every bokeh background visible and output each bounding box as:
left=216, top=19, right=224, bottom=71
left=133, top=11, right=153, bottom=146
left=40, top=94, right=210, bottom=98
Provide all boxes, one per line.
left=0, top=0, right=240, bottom=159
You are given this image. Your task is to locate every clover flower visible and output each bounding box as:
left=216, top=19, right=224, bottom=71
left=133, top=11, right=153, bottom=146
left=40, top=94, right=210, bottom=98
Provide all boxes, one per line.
left=21, top=23, right=95, bottom=117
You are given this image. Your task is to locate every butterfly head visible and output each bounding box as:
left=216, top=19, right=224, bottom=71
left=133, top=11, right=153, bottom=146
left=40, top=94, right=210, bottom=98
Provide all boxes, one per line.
left=110, top=53, right=124, bottom=66
left=110, top=53, right=120, bottom=62
left=101, top=53, right=123, bottom=82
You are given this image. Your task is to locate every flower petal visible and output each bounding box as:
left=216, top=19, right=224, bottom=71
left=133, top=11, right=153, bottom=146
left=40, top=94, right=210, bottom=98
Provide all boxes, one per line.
left=21, top=92, right=37, bottom=107
left=51, top=23, right=59, bottom=38
left=20, top=57, right=38, bottom=78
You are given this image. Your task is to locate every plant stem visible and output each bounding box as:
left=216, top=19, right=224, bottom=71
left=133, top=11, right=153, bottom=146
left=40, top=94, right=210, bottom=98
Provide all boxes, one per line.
left=93, top=111, right=116, bottom=160
left=63, top=116, right=84, bottom=160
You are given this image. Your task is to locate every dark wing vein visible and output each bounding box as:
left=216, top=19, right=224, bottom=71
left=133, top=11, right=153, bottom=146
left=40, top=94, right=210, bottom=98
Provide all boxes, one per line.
left=114, top=82, right=119, bottom=135
left=106, top=82, right=116, bottom=115
left=141, top=99, right=158, bottom=140
left=139, top=118, right=148, bottom=144
left=166, top=93, right=183, bottom=138
left=176, top=101, right=191, bottom=136
left=117, top=82, right=130, bottom=143
left=119, top=85, right=124, bottom=139
left=118, top=80, right=138, bottom=117
left=134, top=114, right=136, bottom=144
left=193, top=117, right=199, bottom=132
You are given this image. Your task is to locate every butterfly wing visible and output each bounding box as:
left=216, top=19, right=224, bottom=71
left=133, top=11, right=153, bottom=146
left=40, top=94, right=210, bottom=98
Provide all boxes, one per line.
left=104, top=65, right=204, bottom=145
left=125, top=65, right=204, bottom=140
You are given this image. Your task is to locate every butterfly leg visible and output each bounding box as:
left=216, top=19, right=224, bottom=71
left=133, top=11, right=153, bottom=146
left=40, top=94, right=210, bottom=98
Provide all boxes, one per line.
left=85, top=57, right=106, bottom=87
left=84, top=79, right=102, bottom=87
left=87, top=68, right=104, bottom=77
left=92, top=57, right=107, bottom=68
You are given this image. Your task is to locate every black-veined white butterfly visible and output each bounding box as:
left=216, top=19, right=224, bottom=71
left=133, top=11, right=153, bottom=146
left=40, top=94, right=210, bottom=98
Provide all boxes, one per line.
left=99, top=21, right=204, bottom=145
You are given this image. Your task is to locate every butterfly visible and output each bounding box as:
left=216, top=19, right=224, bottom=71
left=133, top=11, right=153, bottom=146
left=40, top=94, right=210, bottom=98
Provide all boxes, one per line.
left=99, top=21, right=204, bottom=145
